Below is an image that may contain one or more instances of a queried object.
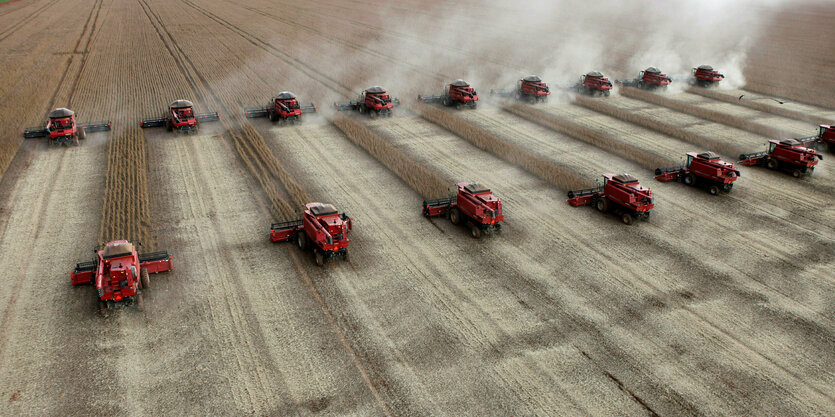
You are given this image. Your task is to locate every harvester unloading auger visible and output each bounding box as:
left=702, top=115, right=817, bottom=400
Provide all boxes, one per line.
left=567, top=174, right=654, bottom=225
left=244, top=91, right=316, bottom=125
left=418, top=79, right=479, bottom=109
left=422, top=182, right=503, bottom=238
left=23, top=108, right=111, bottom=146
left=140, top=100, right=219, bottom=134
left=491, top=75, right=550, bottom=103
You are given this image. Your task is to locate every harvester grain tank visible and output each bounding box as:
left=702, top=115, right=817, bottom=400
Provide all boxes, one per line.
left=70, top=240, right=173, bottom=315
left=567, top=174, right=654, bottom=225
left=334, top=86, right=400, bottom=118
left=140, top=100, right=220, bottom=134
left=618, top=67, right=672, bottom=90
left=490, top=75, right=550, bottom=103
left=738, top=139, right=823, bottom=177
left=244, top=92, right=316, bottom=124
left=270, top=203, right=353, bottom=266
left=422, top=182, right=503, bottom=238
left=692, top=65, right=724, bottom=87
left=22, top=108, right=111, bottom=146
left=655, top=152, right=740, bottom=195
left=576, top=72, right=613, bottom=96
left=418, top=79, right=479, bottom=109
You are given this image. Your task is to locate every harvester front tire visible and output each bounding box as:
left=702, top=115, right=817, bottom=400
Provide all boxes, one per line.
left=596, top=197, right=608, bottom=213
left=455, top=103, right=462, bottom=110
left=792, top=169, right=802, bottom=178
left=683, top=173, right=695, bottom=186
left=449, top=207, right=462, bottom=225
left=140, top=268, right=150, bottom=289
left=297, top=232, right=307, bottom=250
left=166, top=120, right=173, bottom=132
left=622, top=213, right=634, bottom=225
left=369, top=110, right=377, bottom=119
left=767, top=159, right=779, bottom=170
left=315, top=251, right=324, bottom=267
left=358, top=104, right=365, bottom=114
left=708, top=185, right=720, bottom=195
left=443, top=97, right=450, bottom=107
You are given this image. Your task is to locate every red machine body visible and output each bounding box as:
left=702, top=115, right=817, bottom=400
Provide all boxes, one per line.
left=490, top=75, right=550, bottom=103
left=567, top=174, right=654, bottom=224
left=817, top=125, right=834, bottom=152
left=70, top=240, right=173, bottom=313
left=655, top=152, right=740, bottom=194
left=140, top=99, right=220, bottom=134
left=422, top=182, right=503, bottom=238
left=270, top=203, right=353, bottom=266
left=692, top=65, right=724, bottom=87
left=22, top=108, right=111, bottom=146
left=739, top=139, right=823, bottom=177
left=619, top=67, right=672, bottom=90
left=418, top=79, right=479, bottom=109
left=577, top=72, right=613, bottom=96
left=244, top=91, right=317, bottom=124
left=334, top=86, right=400, bottom=117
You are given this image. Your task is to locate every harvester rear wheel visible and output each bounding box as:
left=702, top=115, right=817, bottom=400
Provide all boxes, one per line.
left=621, top=213, right=634, bottom=225
left=140, top=268, right=150, bottom=289
left=767, top=159, right=779, bottom=170
left=792, top=169, right=802, bottom=178
left=449, top=207, right=462, bottom=225
left=297, top=232, right=307, bottom=250
left=708, top=185, right=720, bottom=195
left=315, top=251, right=324, bottom=267
left=470, top=224, right=482, bottom=239
left=166, top=120, right=173, bottom=132
left=269, top=111, right=277, bottom=122
left=443, top=97, right=450, bottom=106
left=79, top=127, right=87, bottom=140
left=595, top=197, right=608, bottom=213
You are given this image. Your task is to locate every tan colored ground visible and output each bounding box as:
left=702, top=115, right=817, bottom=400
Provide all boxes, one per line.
left=0, top=0, right=832, bottom=416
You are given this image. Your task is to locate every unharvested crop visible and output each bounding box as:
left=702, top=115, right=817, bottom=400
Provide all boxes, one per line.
left=686, top=88, right=826, bottom=125
left=573, top=96, right=748, bottom=158
left=621, top=87, right=793, bottom=138
left=417, top=104, right=593, bottom=191
left=99, top=127, right=154, bottom=250
left=332, top=116, right=450, bottom=199
left=504, top=103, right=674, bottom=170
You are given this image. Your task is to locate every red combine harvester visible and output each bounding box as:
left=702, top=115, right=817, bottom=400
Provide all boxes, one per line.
left=655, top=152, right=740, bottom=195
left=567, top=174, right=654, bottom=225
left=270, top=203, right=353, bottom=266
left=23, top=108, right=111, bottom=146
left=334, top=86, right=400, bottom=118
left=140, top=100, right=220, bottom=134
left=418, top=79, right=479, bottom=109
left=815, top=125, right=834, bottom=152
left=422, top=182, right=503, bottom=238
left=70, top=240, right=173, bottom=315
left=244, top=91, right=316, bottom=125
left=692, top=65, right=724, bottom=87
left=490, top=75, right=550, bottom=103
left=576, top=72, right=613, bottom=96
left=618, top=67, right=672, bottom=90
left=739, top=139, right=823, bottom=177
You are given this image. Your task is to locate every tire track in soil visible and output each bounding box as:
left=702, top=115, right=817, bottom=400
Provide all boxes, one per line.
left=373, top=115, right=835, bottom=413
left=139, top=1, right=396, bottom=414
left=0, top=0, right=62, bottom=42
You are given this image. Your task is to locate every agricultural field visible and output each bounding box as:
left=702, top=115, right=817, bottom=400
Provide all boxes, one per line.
left=0, top=0, right=833, bottom=416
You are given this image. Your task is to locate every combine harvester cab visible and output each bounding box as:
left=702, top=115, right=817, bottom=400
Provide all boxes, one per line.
left=70, top=240, right=173, bottom=315
left=418, top=79, right=479, bottom=109
left=739, top=139, right=823, bottom=178
left=270, top=203, right=353, bottom=266
left=422, top=182, right=503, bottom=238
left=576, top=72, right=613, bottom=96
left=655, top=152, right=740, bottom=195
left=619, top=67, right=672, bottom=90
left=490, top=75, right=550, bottom=103
left=334, top=86, right=400, bottom=118
left=567, top=174, right=654, bottom=225
left=692, top=65, right=724, bottom=87
left=23, top=108, right=111, bottom=146
left=140, top=99, right=219, bottom=134
left=816, top=125, right=834, bottom=153
left=244, top=91, right=316, bottom=125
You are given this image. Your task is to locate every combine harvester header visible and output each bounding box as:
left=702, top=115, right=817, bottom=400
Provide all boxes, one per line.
left=335, top=86, right=400, bottom=118
left=692, top=65, right=725, bottom=87
left=244, top=91, right=316, bottom=125
left=490, top=75, right=550, bottom=103
left=617, top=67, right=672, bottom=90
left=418, top=79, right=479, bottom=109
left=575, top=72, right=613, bottom=96
left=23, top=108, right=111, bottom=146
left=140, top=99, right=219, bottom=134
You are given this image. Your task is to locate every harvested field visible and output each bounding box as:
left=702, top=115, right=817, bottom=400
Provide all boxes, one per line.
left=0, top=0, right=833, bottom=416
